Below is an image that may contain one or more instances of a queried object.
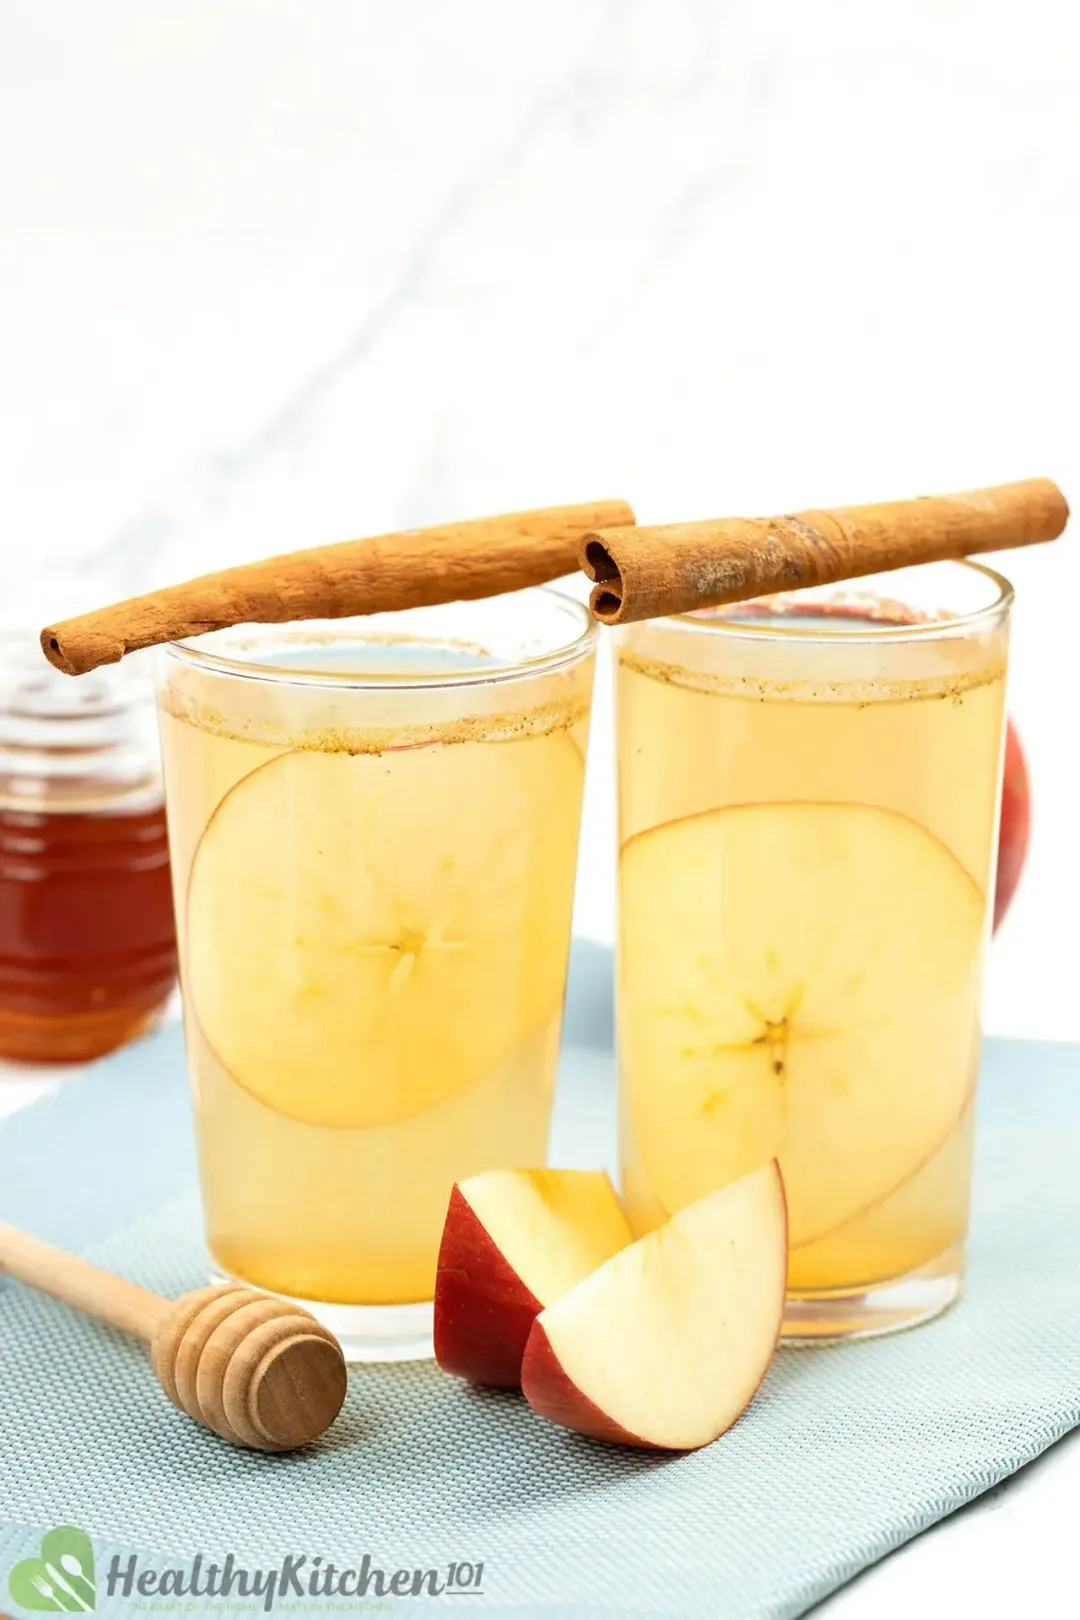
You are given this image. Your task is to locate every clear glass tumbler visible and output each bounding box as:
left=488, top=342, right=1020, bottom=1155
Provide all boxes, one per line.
left=157, top=588, right=595, bottom=1361
left=615, top=561, right=1011, bottom=1340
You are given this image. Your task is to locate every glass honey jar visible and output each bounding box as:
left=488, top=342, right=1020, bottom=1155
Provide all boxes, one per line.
left=0, top=635, right=177, bottom=1063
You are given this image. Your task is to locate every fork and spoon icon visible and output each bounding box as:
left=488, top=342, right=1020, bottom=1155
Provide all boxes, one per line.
left=27, top=1553, right=94, bottom=1612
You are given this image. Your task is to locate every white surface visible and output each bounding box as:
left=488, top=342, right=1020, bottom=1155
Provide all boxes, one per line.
left=1, top=4, right=1078, bottom=1612
left=0, top=1069, right=60, bottom=1117
left=819, top=1425, right=1080, bottom=1617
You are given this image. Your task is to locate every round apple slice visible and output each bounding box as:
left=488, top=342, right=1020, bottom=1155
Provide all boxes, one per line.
left=620, top=802, right=985, bottom=1247
left=187, top=731, right=582, bottom=1128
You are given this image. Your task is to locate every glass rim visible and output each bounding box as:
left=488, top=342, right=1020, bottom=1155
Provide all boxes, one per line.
left=656, top=559, right=1014, bottom=646
left=161, top=584, right=597, bottom=691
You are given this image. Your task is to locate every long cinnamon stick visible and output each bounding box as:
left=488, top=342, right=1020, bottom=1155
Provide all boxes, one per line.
left=580, top=479, right=1067, bottom=625
left=42, top=500, right=635, bottom=675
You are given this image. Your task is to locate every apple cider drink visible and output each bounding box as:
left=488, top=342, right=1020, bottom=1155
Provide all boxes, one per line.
left=615, top=562, right=1011, bottom=1338
left=157, top=591, right=594, bottom=1360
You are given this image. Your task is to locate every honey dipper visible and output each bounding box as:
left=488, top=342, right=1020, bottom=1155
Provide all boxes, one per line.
left=0, top=1223, right=348, bottom=1451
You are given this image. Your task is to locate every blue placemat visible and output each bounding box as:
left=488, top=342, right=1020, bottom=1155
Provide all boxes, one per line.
left=2, top=940, right=1079, bottom=1620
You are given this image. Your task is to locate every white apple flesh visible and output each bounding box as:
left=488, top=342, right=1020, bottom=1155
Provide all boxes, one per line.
left=521, top=1162, right=788, bottom=1449
left=435, top=1168, right=632, bottom=1387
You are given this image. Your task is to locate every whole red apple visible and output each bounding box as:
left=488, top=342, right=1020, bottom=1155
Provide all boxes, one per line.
left=994, top=719, right=1030, bottom=932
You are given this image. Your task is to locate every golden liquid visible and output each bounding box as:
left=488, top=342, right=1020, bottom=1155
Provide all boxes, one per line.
left=616, top=607, right=1007, bottom=1297
left=159, top=641, right=591, bottom=1306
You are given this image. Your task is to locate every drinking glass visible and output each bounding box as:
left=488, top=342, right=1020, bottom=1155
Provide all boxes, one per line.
left=615, top=561, right=1010, bottom=1339
left=157, top=588, right=595, bottom=1361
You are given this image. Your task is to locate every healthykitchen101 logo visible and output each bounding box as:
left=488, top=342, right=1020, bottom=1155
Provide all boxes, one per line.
left=7, top=1526, right=488, bottom=1613
left=8, top=1527, right=96, bottom=1611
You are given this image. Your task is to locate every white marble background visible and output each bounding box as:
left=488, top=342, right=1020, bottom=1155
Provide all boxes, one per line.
left=3, top=0, right=1079, bottom=1039
left=2, top=3, right=1079, bottom=1613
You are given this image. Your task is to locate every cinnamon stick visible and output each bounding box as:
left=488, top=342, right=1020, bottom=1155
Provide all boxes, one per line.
left=42, top=500, right=635, bottom=676
left=580, top=479, right=1068, bottom=626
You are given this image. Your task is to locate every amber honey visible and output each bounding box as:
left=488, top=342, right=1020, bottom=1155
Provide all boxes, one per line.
left=0, top=638, right=177, bottom=1065
left=0, top=800, right=177, bottom=1062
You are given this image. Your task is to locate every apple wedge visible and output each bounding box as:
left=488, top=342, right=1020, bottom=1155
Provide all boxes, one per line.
left=435, top=1169, right=632, bottom=1387
left=185, top=731, right=583, bottom=1128
left=521, top=1162, right=787, bottom=1449
left=620, top=802, right=985, bottom=1246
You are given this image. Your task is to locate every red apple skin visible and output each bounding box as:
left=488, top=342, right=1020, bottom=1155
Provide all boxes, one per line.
left=994, top=720, right=1031, bottom=932
left=434, top=1185, right=543, bottom=1388
left=521, top=1321, right=653, bottom=1447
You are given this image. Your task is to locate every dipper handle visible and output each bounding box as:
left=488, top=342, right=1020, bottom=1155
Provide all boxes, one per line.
left=0, top=1221, right=168, bottom=1340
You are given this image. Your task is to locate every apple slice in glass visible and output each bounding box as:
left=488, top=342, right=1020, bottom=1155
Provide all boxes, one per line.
left=620, top=802, right=985, bottom=1247
left=185, top=730, right=582, bottom=1129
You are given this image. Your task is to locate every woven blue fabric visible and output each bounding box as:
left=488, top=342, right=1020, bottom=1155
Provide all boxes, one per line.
left=1, top=941, right=1079, bottom=1620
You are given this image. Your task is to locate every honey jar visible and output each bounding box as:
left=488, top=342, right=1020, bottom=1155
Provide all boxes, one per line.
left=0, top=636, right=177, bottom=1063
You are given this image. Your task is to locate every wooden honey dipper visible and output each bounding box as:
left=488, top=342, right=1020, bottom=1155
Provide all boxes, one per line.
left=0, top=1223, right=349, bottom=1451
